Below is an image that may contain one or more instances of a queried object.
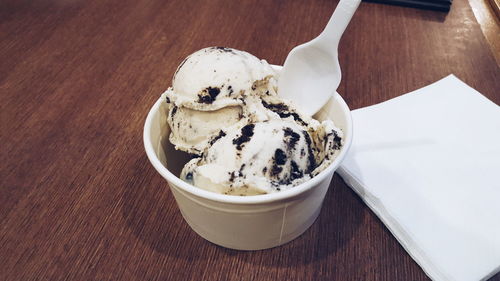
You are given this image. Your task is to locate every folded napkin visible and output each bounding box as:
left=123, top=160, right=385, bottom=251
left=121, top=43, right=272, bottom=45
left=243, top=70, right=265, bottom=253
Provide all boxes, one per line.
left=338, top=75, right=500, bottom=281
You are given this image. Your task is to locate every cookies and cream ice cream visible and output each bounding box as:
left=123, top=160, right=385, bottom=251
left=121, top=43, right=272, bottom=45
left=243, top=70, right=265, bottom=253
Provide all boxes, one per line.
left=162, top=47, right=342, bottom=195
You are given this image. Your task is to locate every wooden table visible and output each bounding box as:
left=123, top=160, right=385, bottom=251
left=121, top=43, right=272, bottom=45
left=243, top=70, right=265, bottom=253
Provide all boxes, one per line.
left=1, top=0, right=499, bottom=280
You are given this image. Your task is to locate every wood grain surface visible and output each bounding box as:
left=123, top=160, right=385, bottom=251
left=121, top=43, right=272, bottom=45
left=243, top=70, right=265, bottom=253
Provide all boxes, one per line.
left=1, top=0, right=499, bottom=280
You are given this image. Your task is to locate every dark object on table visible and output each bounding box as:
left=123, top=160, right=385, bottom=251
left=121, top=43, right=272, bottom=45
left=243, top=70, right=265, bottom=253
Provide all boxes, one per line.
left=364, top=0, right=452, bottom=11
left=489, top=0, right=500, bottom=19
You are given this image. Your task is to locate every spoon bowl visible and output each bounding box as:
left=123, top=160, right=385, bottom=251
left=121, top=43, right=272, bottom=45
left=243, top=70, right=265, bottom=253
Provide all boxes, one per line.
left=278, top=0, right=361, bottom=116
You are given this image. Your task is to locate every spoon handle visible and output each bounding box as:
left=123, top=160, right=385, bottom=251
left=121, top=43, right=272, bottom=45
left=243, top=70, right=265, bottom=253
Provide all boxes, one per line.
left=319, top=0, right=361, bottom=48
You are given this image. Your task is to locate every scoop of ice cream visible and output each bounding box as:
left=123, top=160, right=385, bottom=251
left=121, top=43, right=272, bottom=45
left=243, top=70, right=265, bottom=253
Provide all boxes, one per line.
left=162, top=46, right=343, bottom=195
left=163, top=47, right=281, bottom=154
left=180, top=118, right=340, bottom=195
left=167, top=46, right=278, bottom=110
left=167, top=105, right=245, bottom=154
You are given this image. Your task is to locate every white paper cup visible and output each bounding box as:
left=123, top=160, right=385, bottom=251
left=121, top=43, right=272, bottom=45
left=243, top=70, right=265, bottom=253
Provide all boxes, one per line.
left=144, top=91, right=352, bottom=250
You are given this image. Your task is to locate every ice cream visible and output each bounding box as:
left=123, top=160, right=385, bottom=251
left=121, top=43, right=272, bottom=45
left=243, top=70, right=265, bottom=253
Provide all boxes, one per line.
left=164, top=46, right=278, bottom=154
left=162, top=47, right=342, bottom=195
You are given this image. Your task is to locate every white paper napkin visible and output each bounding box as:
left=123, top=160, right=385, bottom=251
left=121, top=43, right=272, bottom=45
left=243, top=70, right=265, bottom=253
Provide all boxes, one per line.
left=338, top=75, right=500, bottom=281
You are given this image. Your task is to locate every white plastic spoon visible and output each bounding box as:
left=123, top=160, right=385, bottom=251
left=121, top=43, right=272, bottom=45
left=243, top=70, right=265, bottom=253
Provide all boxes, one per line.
left=278, top=0, right=361, bottom=116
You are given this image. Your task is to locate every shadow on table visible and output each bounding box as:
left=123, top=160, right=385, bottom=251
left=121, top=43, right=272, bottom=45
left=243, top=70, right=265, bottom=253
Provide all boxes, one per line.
left=121, top=155, right=363, bottom=266
left=403, top=8, right=448, bottom=22
left=121, top=154, right=210, bottom=261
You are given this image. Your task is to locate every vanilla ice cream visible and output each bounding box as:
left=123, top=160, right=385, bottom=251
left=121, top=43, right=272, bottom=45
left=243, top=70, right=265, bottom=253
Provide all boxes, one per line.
left=162, top=47, right=342, bottom=195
